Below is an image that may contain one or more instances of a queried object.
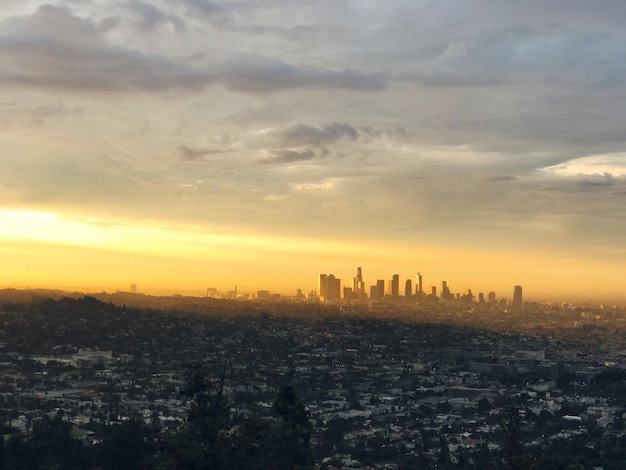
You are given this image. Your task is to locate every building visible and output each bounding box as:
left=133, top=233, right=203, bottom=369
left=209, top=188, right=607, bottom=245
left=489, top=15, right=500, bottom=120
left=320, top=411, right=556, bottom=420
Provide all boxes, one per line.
left=404, top=279, right=412, bottom=299
left=353, top=267, right=366, bottom=300
left=388, top=274, right=399, bottom=299
left=318, top=274, right=341, bottom=301
left=256, top=290, right=271, bottom=300
left=513, top=285, right=523, bottom=308
left=318, top=274, right=328, bottom=301
left=416, top=272, right=423, bottom=297
left=441, top=281, right=452, bottom=300
left=370, top=279, right=385, bottom=302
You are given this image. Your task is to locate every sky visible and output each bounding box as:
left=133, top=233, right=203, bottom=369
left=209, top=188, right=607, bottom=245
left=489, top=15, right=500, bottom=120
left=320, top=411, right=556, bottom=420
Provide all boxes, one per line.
left=1, top=1, right=626, bottom=302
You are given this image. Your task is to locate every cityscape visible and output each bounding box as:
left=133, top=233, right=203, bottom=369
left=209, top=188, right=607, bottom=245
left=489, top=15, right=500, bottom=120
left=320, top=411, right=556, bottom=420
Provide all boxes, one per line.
left=0, top=287, right=625, bottom=469
left=315, top=268, right=523, bottom=307
left=221, top=267, right=526, bottom=308
left=2, top=1, right=626, bottom=469
left=181, top=267, right=527, bottom=307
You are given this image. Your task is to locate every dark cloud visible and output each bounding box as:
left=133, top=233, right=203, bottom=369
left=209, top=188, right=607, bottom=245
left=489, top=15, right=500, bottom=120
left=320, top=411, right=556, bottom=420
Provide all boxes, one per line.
left=182, top=0, right=220, bottom=16
left=0, top=5, right=208, bottom=92
left=0, top=7, right=385, bottom=94
left=221, top=55, right=386, bottom=93
left=280, top=122, right=359, bottom=147
left=486, top=175, right=517, bottom=181
left=128, top=1, right=187, bottom=32
left=178, top=145, right=224, bottom=161
left=260, top=149, right=316, bottom=164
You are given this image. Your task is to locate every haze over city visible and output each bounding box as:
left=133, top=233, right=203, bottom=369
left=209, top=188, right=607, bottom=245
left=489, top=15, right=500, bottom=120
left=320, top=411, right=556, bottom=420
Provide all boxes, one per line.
left=1, top=1, right=626, bottom=302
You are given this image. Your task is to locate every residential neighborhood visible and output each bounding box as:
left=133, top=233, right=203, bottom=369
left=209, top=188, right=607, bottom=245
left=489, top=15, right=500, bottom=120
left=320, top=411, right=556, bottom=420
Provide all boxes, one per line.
left=0, top=290, right=625, bottom=468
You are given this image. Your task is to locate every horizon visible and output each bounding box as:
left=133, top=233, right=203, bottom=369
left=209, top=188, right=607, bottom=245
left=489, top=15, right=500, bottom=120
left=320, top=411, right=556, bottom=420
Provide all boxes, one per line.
left=2, top=3, right=626, bottom=304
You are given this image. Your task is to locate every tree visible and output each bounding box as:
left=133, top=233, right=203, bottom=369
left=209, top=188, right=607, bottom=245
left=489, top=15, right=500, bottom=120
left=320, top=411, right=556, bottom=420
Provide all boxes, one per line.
left=158, top=364, right=231, bottom=470
left=99, top=418, right=155, bottom=470
left=270, top=384, right=314, bottom=470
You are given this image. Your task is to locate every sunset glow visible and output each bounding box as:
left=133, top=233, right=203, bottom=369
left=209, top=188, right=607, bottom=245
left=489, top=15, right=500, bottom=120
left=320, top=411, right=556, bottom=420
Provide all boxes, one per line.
left=1, top=2, right=626, bottom=302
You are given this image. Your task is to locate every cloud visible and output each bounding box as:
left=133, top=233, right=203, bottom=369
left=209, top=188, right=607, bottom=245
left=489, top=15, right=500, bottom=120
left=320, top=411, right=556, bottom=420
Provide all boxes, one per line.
left=486, top=175, right=517, bottom=182
left=220, top=54, right=386, bottom=93
left=280, top=122, right=359, bottom=147
left=128, top=1, right=186, bottom=33
left=0, top=7, right=385, bottom=95
left=259, top=149, right=316, bottom=164
left=0, top=5, right=209, bottom=92
left=181, top=0, right=220, bottom=17
left=291, top=177, right=343, bottom=191
left=542, top=153, right=626, bottom=177
left=264, top=194, right=290, bottom=201
left=178, top=145, right=224, bottom=161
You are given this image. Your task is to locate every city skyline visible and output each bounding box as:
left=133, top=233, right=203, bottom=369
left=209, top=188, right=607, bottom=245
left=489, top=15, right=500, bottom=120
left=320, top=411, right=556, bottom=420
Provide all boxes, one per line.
left=318, top=268, right=523, bottom=304
left=2, top=2, right=626, bottom=303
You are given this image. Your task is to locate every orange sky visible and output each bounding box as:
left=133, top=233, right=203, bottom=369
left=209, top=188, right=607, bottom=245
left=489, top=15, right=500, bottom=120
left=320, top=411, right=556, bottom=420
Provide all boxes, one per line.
left=1, top=209, right=624, bottom=303
left=1, top=4, right=626, bottom=303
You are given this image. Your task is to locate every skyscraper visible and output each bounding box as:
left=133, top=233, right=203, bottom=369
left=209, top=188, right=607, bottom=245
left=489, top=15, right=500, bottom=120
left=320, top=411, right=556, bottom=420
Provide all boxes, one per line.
left=375, top=280, right=385, bottom=301
left=442, top=281, right=452, bottom=300
left=405, top=279, right=412, bottom=299
left=318, top=274, right=341, bottom=301
left=416, top=272, right=423, bottom=297
left=513, top=285, right=523, bottom=308
left=369, top=284, right=381, bottom=301
left=318, top=274, right=327, bottom=301
left=353, top=267, right=366, bottom=299
left=326, top=275, right=341, bottom=301
left=390, top=274, right=399, bottom=299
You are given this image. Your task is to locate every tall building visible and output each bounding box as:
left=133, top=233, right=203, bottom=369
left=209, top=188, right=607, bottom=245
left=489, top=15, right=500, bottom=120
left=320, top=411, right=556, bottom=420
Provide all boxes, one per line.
left=441, top=281, right=452, bottom=300
left=318, top=274, right=341, bottom=301
left=353, top=267, right=366, bottom=299
left=513, top=285, right=523, bottom=308
left=326, top=275, right=341, bottom=301
left=369, top=284, right=381, bottom=301
left=390, top=274, right=399, bottom=299
left=488, top=291, right=497, bottom=303
left=416, top=272, right=423, bottom=297
left=375, top=280, right=385, bottom=301
left=318, top=274, right=328, bottom=301
left=404, top=279, right=413, bottom=299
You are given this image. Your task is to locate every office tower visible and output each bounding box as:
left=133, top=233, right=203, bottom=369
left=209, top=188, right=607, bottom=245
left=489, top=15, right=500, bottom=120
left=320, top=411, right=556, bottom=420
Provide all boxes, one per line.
left=318, top=274, right=341, bottom=301
left=326, top=275, right=341, bottom=301
left=318, top=274, right=328, bottom=301
left=416, top=272, right=423, bottom=296
left=376, top=280, right=385, bottom=301
left=431, top=286, right=437, bottom=298
left=442, top=281, right=451, bottom=300
left=370, top=279, right=385, bottom=302
left=405, top=279, right=412, bottom=299
left=353, top=267, right=365, bottom=299
left=390, top=274, right=399, bottom=299
left=478, top=293, right=485, bottom=303
left=343, top=287, right=356, bottom=300
left=513, top=285, right=523, bottom=308
left=488, top=291, right=496, bottom=303
left=369, top=285, right=380, bottom=301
